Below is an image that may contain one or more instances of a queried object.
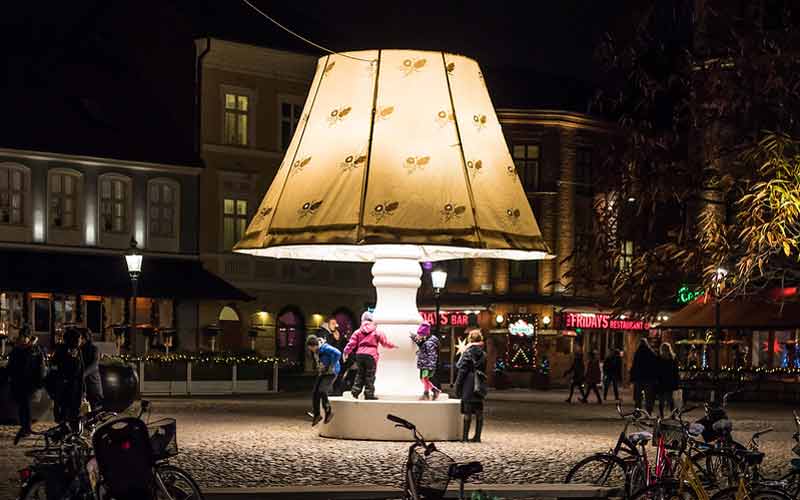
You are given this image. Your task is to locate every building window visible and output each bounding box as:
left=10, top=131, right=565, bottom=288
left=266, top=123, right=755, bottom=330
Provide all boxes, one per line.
left=49, top=170, right=81, bottom=229
left=280, top=98, right=303, bottom=150
left=99, top=175, right=130, bottom=233
left=224, top=93, right=250, bottom=146
left=576, top=148, right=593, bottom=195
left=444, top=260, right=467, bottom=281
left=0, top=165, right=26, bottom=225
left=619, top=240, right=634, bottom=273
left=148, top=179, right=179, bottom=239
left=223, top=198, right=248, bottom=250
left=509, top=261, right=538, bottom=283
left=512, top=144, right=540, bottom=193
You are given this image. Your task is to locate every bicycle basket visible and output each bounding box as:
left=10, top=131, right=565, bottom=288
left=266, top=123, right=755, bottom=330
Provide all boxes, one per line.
left=410, top=446, right=454, bottom=500
left=147, top=418, right=178, bottom=460
left=653, top=419, right=686, bottom=450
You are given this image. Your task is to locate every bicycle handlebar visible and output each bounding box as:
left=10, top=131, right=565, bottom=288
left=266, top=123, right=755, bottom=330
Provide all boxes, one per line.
left=387, top=414, right=414, bottom=429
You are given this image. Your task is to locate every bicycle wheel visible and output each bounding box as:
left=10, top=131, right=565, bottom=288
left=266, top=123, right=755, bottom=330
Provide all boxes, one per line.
left=690, top=450, right=741, bottom=490
left=565, top=453, right=630, bottom=496
left=154, top=464, right=204, bottom=500
left=711, top=486, right=793, bottom=500
left=631, top=479, right=700, bottom=500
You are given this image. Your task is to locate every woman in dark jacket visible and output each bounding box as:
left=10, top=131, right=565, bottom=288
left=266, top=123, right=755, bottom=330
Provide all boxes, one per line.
left=582, top=351, right=603, bottom=404
left=657, top=343, right=681, bottom=417
left=80, top=329, right=103, bottom=410
left=455, top=329, right=487, bottom=442
left=564, top=350, right=586, bottom=403
left=8, top=328, right=40, bottom=444
left=50, top=328, right=85, bottom=429
left=630, top=338, right=658, bottom=412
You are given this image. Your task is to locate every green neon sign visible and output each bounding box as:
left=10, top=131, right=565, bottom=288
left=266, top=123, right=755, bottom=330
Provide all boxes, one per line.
left=677, top=285, right=704, bottom=304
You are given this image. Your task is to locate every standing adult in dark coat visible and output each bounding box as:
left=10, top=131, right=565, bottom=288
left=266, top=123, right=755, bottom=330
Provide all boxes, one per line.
left=603, top=350, right=623, bottom=402
left=583, top=351, right=603, bottom=404
left=656, top=343, right=681, bottom=417
left=564, top=350, right=586, bottom=404
left=8, top=328, right=42, bottom=444
left=80, top=329, right=103, bottom=410
left=51, top=328, right=85, bottom=429
left=630, top=338, right=658, bottom=412
left=455, top=329, right=487, bottom=443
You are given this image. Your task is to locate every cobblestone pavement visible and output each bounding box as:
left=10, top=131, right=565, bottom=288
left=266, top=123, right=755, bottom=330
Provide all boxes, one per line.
left=3, top=390, right=799, bottom=499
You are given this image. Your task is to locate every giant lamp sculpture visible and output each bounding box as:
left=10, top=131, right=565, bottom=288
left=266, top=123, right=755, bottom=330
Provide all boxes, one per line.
left=431, top=268, right=448, bottom=337
left=236, top=50, right=551, bottom=439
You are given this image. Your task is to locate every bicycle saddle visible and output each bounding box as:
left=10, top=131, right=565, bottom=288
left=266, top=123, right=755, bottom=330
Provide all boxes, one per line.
left=688, top=423, right=704, bottom=437
left=712, top=419, right=732, bottom=432
left=449, top=461, right=483, bottom=481
left=628, top=431, right=653, bottom=445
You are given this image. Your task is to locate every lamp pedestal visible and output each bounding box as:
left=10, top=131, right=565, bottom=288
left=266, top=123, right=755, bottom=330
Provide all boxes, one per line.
left=320, top=246, right=462, bottom=441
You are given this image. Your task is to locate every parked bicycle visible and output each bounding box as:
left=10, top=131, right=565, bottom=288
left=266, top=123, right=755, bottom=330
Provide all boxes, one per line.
left=387, top=414, right=483, bottom=500
left=17, top=400, right=203, bottom=500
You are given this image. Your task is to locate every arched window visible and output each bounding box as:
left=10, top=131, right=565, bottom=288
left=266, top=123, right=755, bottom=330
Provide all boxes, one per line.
left=0, top=163, right=29, bottom=226
left=218, top=306, right=240, bottom=322
left=48, top=169, right=83, bottom=230
left=98, top=174, right=132, bottom=234
left=147, top=178, right=180, bottom=250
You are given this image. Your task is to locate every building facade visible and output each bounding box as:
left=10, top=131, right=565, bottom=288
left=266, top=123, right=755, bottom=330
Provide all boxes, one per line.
left=195, top=39, right=374, bottom=366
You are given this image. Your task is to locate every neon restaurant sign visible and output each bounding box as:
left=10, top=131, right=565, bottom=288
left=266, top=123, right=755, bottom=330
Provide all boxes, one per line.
left=563, top=313, right=650, bottom=331
left=677, top=285, right=704, bottom=304
left=420, top=311, right=470, bottom=327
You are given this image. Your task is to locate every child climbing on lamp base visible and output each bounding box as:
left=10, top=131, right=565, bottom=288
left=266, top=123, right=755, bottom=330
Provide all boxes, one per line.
left=411, top=321, right=441, bottom=400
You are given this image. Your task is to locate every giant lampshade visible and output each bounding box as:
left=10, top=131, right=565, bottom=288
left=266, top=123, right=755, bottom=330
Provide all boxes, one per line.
left=236, top=49, right=551, bottom=399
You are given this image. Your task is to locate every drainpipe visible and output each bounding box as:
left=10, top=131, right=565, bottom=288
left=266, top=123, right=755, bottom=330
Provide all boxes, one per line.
left=195, top=37, right=211, bottom=157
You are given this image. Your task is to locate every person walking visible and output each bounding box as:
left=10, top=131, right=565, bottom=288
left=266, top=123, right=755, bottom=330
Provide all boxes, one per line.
left=630, top=338, right=658, bottom=413
left=656, top=343, right=680, bottom=417
left=582, top=351, right=603, bottom=404
left=563, top=350, right=586, bottom=404
left=411, top=321, right=441, bottom=400
left=603, top=349, right=623, bottom=402
left=8, top=327, right=45, bottom=445
left=50, top=327, right=85, bottom=429
left=306, top=334, right=341, bottom=426
left=455, top=329, right=487, bottom=442
left=344, top=312, right=397, bottom=400
left=80, top=329, right=103, bottom=411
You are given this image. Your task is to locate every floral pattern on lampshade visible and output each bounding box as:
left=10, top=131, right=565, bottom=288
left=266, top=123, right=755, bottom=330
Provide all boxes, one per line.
left=371, top=201, right=399, bottom=221
left=472, top=114, right=487, bottom=131
left=435, top=110, right=455, bottom=128
left=466, top=159, right=484, bottom=178
left=403, top=155, right=430, bottom=174
left=339, top=152, right=368, bottom=172
left=291, top=156, right=312, bottom=176
left=400, top=57, right=427, bottom=76
left=327, top=105, right=352, bottom=125
left=376, top=105, right=395, bottom=121
left=323, top=60, right=336, bottom=74
left=504, top=208, right=522, bottom=226
left=506, top=164, right=517, bottom=181
left=254, top=206, right=273, bottom=223
left=441, top=203, right=467, bottom=222
left=446, top=61, right=455, bottom=75
left=298, top=200, right=323, bottom=218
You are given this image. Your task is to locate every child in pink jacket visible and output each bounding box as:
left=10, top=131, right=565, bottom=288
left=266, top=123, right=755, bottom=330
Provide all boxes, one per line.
left=344, top=311, right=397, bottom=400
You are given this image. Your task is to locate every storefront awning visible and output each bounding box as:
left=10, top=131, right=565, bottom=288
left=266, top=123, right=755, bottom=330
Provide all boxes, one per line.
left=0, top=248, right=252, bottom=301
left=662, top=298, right=800, bottom=329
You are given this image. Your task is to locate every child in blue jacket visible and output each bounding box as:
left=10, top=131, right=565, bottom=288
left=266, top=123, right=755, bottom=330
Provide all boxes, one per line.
left=306, top=335, right=341, bottom=426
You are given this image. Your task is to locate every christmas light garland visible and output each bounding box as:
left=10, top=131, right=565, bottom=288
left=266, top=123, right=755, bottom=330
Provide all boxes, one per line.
left=114, top=352, right=292, bottom=366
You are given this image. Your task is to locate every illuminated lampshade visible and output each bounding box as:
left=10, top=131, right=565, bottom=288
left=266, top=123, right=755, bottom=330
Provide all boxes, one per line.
left=236, top=50, right=552, bottom=398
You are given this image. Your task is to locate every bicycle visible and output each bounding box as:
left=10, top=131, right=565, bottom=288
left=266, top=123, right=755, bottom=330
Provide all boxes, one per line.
left=387, top=414, right=483, bottom=500
left=630, top=418, right=791, bottom=500
left=18, top=400, right=203, bottom=500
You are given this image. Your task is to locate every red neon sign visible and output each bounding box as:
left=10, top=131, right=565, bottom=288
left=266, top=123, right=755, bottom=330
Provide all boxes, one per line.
left=420, top=311, right=470, bottom=327
left=563, top=313, right=650, bottom=331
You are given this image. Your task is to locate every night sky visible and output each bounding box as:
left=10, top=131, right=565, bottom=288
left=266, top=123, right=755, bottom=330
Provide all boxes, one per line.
left=182, top=1, right=632, bottom=82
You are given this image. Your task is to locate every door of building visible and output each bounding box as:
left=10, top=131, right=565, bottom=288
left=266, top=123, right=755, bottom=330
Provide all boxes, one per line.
left=218, top=306, right=242, bottom=350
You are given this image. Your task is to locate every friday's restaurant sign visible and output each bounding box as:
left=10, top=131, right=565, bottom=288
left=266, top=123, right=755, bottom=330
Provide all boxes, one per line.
left=420, top=311, right=470, bottom=327
left=563, top=312, right=650, bottom=331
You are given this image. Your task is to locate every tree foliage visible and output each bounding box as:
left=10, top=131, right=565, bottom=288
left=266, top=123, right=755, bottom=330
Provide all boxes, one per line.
left=569, top=0, right=800, bottom=315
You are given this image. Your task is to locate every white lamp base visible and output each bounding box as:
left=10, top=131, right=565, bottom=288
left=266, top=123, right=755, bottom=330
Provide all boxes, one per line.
left=319, top=396, right=463, bottom=441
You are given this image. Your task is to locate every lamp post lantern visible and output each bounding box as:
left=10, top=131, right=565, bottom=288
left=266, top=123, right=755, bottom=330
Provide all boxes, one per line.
left=125, top=238, right=143, bottom=353
left=712, top=266, right=728, bottom=383
left=431, top=268, right=448, bottom=337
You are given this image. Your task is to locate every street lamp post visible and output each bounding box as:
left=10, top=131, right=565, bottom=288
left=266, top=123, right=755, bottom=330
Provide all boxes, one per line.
left=431, top=268, right=448, bottom=338
left=713, top=267, right=728, bottom=387
left=125, top=238, right=143, bottom=354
